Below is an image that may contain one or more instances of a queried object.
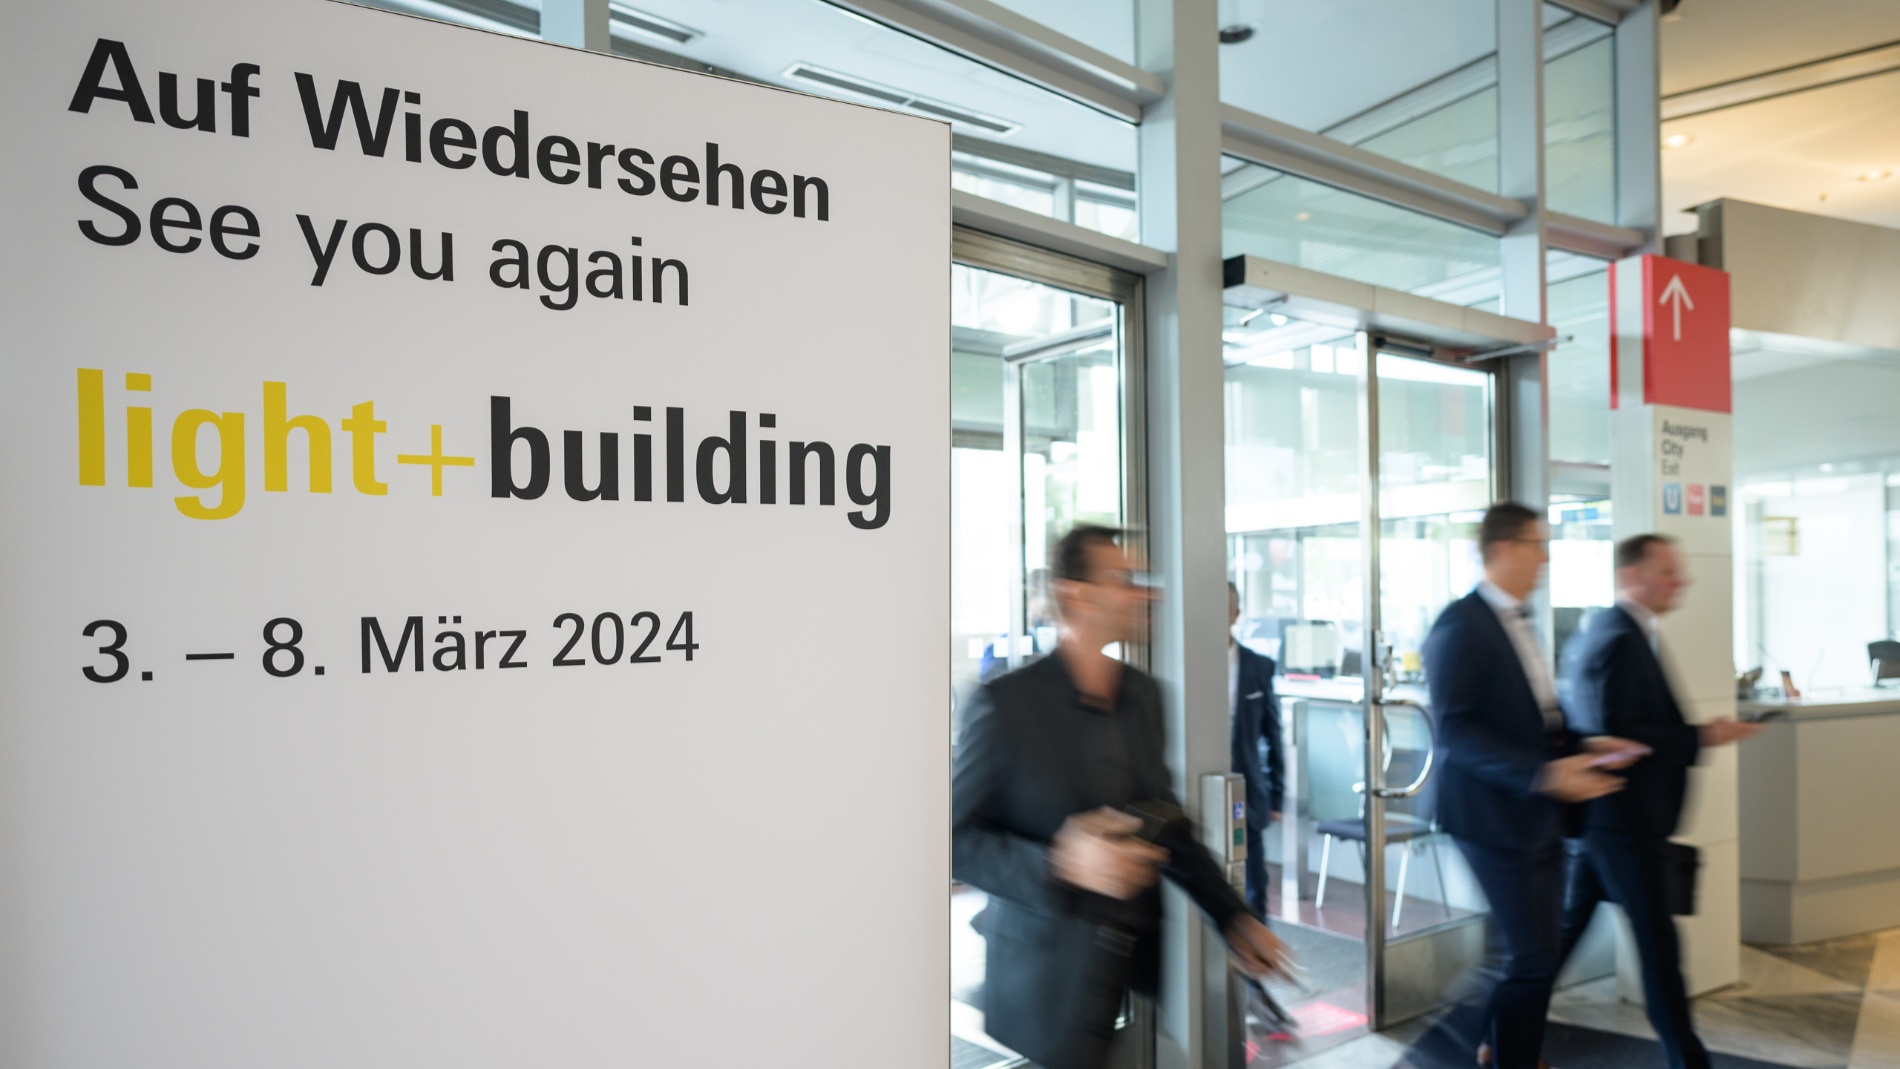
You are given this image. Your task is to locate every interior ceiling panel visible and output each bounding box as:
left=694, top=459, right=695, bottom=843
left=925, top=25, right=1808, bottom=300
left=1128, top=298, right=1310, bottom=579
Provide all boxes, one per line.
left=1662, top=0, right=1900, bottom=234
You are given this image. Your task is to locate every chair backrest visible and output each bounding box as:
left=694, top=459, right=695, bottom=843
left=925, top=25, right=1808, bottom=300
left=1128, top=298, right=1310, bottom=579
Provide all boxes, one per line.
left=1303, top=702, right=1365, bottom=822
left=1871, top=640, right=1900, bottom=682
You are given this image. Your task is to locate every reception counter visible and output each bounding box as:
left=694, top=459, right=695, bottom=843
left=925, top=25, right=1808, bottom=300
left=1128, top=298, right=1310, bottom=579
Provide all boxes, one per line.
left=1737, top=690, right=1900, bottom=943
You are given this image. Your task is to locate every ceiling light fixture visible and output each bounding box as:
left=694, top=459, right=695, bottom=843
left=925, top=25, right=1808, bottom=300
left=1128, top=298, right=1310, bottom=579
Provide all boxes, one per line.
left=1860, top=169, right=1892, bottom=182
left=781, top=63, right=1020, bottom=135
left=1294, top=211, right=1311, bottom=221
left=607, top=3, right=701, bottom=44
left=1662, top=133, right=1693, bottom=149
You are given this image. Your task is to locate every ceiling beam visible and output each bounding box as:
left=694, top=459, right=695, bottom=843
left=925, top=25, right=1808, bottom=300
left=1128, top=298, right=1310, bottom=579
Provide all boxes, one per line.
left=1545, top=211, right=1648, bottom=260
left=1663, top=39, right=1900, bottom=121
left=1220, top=105, right=1529, bottom=236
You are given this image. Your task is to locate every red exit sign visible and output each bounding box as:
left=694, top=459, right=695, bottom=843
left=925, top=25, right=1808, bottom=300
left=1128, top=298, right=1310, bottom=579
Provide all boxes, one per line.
left=1610, top=255, right=1731, bottom=413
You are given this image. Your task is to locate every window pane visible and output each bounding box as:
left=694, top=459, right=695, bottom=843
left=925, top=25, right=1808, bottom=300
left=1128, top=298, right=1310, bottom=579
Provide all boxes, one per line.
left=1548, top=267, right=1611, bottom=464
left=1545, top=18, right=1617, bottom=223
left=1226, top=339, right=1367, bottom=678
left=1376, top=354, right=1492, bottom=682
left=1223, top=164, right=1501, bottom=300
left=1220, top=0, right=1499, bottom=191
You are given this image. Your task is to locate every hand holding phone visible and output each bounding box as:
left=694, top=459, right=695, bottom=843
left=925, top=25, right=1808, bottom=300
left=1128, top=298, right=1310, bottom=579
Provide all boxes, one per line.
left=1582, top=735, right=1651, bottom=769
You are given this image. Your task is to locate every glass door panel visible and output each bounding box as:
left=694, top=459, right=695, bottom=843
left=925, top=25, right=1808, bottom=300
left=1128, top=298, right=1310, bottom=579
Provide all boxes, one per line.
left=1368, top=352, right=1495, bottom=1025
left=950, top=253, right=1131, bottom=1069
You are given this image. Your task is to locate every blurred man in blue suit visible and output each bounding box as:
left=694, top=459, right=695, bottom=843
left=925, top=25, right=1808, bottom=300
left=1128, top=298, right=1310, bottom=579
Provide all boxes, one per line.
left=1423, top=502, right=1642, bottom=1069
left=1229, top=582, right=1284, bottom=915
left=1557, top=534, right=1761, bottom=1069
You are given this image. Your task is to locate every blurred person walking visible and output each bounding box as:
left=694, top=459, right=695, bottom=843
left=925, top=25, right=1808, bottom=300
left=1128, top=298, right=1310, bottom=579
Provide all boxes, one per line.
left=1555, top=534, right=1763, bottom=1069
left=952, top=525, right=1286, bottom=1069
left=1424, top=502, right=1642, bottom=1069
left=1229, top=581, right=1285, bottom=915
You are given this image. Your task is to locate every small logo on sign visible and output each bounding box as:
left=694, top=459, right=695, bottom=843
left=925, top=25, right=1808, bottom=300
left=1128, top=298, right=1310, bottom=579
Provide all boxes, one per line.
left=1687, top=484, right=1706, bottom=515
left=1232, top=802, right=1245, bottom=821
left=1663, top=483, right=1683, bottom=514
left=1710, top=485, right=1728, bottom=517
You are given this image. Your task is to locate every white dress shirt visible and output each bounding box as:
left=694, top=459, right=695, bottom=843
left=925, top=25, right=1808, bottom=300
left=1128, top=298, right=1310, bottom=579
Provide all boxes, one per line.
left=1475, top=580, right=1563, bottom=730
left=1617, top=596, right=1660, bottom=652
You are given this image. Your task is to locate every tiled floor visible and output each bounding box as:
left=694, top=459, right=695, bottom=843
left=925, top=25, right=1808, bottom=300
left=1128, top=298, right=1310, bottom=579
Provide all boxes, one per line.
left=1270, top=926, right=1900, bottom=1069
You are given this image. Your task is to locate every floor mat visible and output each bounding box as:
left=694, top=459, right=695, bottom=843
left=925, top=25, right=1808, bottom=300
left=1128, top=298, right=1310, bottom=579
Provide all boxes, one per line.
left=1538, top=1022, right=1811, bottom=1069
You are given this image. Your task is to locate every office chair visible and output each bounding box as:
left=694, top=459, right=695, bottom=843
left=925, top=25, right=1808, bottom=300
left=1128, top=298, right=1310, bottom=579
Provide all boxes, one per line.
left=1314, top=739, right=1448, bottom=931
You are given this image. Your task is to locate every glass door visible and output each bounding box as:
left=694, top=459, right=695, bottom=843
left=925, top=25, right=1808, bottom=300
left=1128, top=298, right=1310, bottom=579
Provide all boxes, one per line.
left=1226, top=313, right=1519, bottom=1062
left=1364, top=348, right=1496, bottom=1028
left=950, top=229, right=1145, bottom=1069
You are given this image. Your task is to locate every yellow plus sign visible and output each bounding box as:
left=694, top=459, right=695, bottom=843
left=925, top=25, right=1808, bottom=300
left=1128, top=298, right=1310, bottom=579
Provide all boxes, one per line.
left=396, top=424, right=475, bottom=496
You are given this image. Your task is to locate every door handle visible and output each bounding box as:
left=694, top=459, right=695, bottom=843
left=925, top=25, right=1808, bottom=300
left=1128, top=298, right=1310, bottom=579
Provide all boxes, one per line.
left=1371, top=698, right=1434, bottom=799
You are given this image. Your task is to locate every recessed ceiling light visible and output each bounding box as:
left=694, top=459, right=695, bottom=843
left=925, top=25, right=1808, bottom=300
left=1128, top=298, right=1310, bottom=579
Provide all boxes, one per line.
left=1663, top=133, right=1694, bottom=149
left=1859, top=169, right=1892, bottom=182
left=1294, top=211, right=1311, bottom=221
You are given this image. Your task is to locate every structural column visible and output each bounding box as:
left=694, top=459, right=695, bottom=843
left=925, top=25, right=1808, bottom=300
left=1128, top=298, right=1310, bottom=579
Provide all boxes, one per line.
left=1135, top=0, right=1232, bottom=1066
left=1610, top=254, right=1740, bottom=997
left=541, top=0, right=609, bottom=51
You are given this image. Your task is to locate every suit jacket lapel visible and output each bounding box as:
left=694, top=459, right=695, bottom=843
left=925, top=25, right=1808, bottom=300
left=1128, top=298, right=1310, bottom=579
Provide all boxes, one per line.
left=1610, top=604, right=1685, bottom=725
left=1467, top=591, right=1543, bottom=722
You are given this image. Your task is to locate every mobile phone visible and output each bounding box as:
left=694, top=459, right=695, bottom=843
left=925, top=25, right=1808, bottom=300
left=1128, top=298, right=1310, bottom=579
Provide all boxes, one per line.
left=1587, top=747, right=1648, bottom=768
left=1122, top=799, right=1186, bottom=844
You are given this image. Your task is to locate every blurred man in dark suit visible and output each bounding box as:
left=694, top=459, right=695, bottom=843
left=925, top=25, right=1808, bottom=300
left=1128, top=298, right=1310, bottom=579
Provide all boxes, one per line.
left=1424, top=502, right=1642, bottom=1069
left=952, top=526, right=1286, bottom=1069
left=1228, top=582, right=1285, bottom=915
left=1557, top=534, right=1762, bottom=1069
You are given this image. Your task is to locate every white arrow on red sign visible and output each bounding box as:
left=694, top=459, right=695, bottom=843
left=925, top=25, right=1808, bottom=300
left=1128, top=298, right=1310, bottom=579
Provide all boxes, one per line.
left=1659, top=274, right=1694, bottom=341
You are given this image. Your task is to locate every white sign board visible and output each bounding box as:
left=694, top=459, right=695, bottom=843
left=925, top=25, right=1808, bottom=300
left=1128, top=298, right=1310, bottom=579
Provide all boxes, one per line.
left=0, top=2, right=949, bottom=1065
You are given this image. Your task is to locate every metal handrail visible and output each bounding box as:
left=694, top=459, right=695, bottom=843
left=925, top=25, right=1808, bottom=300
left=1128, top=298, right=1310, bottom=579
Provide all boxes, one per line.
left=1371, top=698, right=1435, bottom=798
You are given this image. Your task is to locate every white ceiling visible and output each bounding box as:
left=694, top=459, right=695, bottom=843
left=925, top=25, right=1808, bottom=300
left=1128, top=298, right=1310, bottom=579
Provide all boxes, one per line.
left=1661, top=0, right=1900, bottom=235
